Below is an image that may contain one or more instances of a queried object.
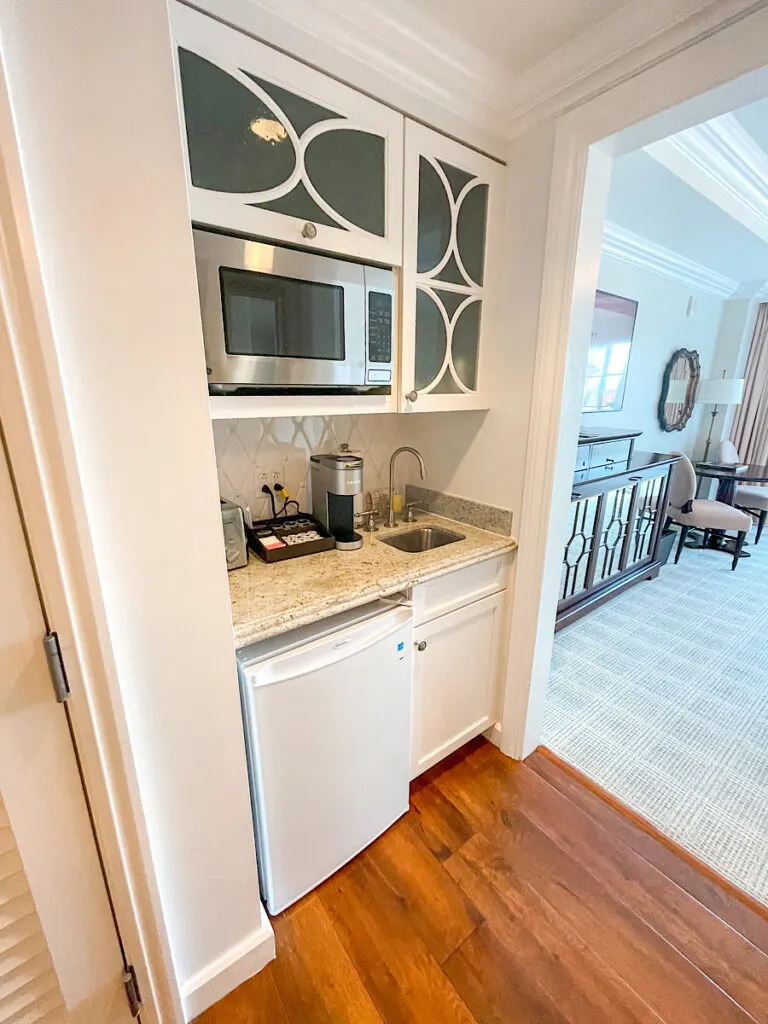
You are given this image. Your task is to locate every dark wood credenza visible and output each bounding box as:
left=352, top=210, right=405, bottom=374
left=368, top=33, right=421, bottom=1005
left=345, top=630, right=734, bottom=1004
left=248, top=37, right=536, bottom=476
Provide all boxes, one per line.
left=556, top=450, right=680, bottom=631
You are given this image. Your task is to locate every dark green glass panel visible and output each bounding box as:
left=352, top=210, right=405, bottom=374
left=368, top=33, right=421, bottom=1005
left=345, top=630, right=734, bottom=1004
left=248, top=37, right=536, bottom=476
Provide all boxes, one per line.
left=451, top=299, right=481, bottom=390
left=433, top=288, right=466, bottom=321
left=457, top=183, right=489, bottom=286
left=417, top=158, right=451, bottom=273
left=241, top=71, right=343, bottom=136
left=178, top=48, right=295, bottom=193
left=414, top=290, right=446, bottom=391
left=434, top=252, right=469, bottom=286
left=304, top=130, right=385, bottom=236
left=431, top=368, right=461, bottom=394
left=436, top=159, right=475, bottom=201
left=250, top=180, right=345, bottom=229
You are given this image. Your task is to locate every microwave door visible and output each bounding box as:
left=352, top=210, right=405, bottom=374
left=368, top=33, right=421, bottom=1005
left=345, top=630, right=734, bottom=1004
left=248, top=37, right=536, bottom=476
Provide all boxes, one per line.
left=197, top=232, right=366, bottom=390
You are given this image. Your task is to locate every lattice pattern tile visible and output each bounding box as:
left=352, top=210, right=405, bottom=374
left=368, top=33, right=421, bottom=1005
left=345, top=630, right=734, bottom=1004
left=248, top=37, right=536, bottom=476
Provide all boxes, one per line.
left=544, top=526, right=768, bottom=905
left=213, top=415, right=412, bottom=521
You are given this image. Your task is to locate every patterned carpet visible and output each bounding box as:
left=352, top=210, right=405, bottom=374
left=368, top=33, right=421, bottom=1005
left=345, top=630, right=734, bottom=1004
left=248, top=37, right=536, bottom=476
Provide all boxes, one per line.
left=544, top=527, right=768, bottom=906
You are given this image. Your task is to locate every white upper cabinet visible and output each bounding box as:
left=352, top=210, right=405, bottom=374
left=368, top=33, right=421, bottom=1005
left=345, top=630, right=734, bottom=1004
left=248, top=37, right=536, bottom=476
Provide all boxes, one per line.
left=400, top=121, right=505, bottom=412
left=171, top=4, right=404, bottom=266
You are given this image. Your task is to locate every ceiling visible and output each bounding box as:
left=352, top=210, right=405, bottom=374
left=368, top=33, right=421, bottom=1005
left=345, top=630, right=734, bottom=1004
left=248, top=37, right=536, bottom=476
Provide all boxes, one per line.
left=394, top=0, right=629, bottom=74
left=232, top=0, right=753, bottom=154
left=606, top=94, right=768, bottom=298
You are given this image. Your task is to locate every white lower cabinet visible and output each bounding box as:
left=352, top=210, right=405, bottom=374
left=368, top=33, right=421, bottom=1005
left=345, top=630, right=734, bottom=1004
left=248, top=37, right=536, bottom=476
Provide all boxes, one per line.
left=410, top=590, right=505, bottom=779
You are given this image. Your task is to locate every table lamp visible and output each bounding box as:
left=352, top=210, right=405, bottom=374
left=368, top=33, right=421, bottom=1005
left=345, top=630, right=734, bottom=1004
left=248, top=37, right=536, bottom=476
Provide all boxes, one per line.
left=697, top=374, right=745, bottom=461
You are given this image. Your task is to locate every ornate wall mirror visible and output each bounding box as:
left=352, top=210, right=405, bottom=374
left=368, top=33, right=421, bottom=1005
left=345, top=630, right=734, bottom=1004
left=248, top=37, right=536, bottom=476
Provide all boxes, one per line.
left=658, top=348, right=700, bottom=432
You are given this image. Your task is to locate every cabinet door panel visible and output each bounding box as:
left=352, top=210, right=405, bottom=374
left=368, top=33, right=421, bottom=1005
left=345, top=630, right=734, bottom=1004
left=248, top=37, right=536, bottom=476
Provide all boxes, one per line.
left=402, top=122, right=504, bottom=411
left=411, top=592, right=504, bottom=778
left=172, top=3, right=403, bottom=265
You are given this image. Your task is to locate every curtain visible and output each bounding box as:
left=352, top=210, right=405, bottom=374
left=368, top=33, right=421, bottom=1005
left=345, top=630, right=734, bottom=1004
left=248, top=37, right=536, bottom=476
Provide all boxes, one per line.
left=732, top=303, right=768, bottom=464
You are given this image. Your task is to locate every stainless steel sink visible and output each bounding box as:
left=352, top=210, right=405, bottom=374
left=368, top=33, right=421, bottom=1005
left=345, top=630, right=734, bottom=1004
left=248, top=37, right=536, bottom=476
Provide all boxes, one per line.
left=379, top=526, right=465, bottom=553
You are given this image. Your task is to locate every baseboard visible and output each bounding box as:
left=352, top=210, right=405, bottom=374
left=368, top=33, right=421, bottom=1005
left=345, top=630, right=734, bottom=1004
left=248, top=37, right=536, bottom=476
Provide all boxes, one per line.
left=483, top=720, right=503, bottom=749
left=180, top=905, right=275, bottom=1021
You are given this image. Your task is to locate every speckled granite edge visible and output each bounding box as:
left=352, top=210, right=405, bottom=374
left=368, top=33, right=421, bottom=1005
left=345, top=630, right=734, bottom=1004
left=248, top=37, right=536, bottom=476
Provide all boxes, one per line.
left=233, top=543, right=514, bottom=648
left=405, top=484, right=514, bottom=537
left=229, top=513, right=517, bottom=649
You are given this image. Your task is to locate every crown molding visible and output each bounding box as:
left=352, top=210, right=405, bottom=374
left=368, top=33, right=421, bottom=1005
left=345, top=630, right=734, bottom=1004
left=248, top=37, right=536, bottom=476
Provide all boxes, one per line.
left=182, top=0, right=763, bottom=156
left=504, top=0, right=764, bottom=137
left=601, top=222, right=739, bottom=298
left=644, top=113, right=768, bottom=245
left=182, top=0, right=510, bottom=158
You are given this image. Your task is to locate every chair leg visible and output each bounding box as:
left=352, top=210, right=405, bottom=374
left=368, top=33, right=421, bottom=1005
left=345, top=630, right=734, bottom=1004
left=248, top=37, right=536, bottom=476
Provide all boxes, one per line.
left=756, top=510, right=767, bottom=545
left=732, top=530, right=747, bottom=570
left=675, top=525, right=690, bottom=564
left=702, top=529, right=711, bottom=549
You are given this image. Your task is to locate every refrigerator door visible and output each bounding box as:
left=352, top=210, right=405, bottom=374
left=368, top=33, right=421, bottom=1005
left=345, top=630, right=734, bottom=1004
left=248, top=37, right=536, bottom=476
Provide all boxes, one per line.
left=240, top=605, right=413, bottom=913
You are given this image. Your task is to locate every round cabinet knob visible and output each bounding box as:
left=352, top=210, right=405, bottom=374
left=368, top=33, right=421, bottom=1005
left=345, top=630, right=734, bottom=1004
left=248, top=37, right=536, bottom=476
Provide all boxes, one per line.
left=416, top=641, right=427, bottom=652
left=301, top=222, right=317, bottom=239
left=405, top=391, right=419, bottom=403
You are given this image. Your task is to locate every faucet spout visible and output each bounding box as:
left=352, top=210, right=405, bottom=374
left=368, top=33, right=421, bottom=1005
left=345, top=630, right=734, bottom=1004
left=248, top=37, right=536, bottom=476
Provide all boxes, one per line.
left=387, top=446, right=427, bottom=528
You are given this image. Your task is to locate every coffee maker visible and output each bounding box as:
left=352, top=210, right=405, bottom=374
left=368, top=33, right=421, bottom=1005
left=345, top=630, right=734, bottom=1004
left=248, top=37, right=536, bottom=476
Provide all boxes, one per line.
left=310, top=451, right=364, bottom=551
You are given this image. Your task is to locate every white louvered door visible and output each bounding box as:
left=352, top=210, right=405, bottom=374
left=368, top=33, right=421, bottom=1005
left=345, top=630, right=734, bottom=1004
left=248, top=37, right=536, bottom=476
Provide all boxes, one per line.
left=0, top=795, right=67, bottom=1024
left=0, top=436, right=131, bottom=1024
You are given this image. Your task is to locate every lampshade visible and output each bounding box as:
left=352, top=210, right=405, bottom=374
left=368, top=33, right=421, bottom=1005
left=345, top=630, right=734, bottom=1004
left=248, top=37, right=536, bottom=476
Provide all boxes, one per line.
left=697, top=377, right=744, bottom=405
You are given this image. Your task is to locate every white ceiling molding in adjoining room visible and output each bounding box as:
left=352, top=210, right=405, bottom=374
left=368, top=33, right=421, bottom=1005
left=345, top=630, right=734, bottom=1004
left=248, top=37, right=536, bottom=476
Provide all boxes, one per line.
left=644, top=114, right=768, bottom=245
left=601, top=222, right=739, bottom=298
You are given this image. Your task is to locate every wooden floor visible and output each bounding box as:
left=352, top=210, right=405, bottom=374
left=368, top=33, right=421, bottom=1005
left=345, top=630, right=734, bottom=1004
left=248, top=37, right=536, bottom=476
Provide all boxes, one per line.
left=197, top=739, right=768, bottom=1024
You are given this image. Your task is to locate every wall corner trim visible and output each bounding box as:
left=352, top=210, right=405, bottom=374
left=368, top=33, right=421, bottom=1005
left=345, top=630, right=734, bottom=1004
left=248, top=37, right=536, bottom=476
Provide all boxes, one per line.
left=179, top=908, right=275, bottom=1021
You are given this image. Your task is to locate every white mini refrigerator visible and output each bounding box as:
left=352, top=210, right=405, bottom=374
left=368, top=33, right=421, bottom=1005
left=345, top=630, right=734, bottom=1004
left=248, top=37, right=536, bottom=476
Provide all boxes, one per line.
left=237, top=601, right=413, bottom=914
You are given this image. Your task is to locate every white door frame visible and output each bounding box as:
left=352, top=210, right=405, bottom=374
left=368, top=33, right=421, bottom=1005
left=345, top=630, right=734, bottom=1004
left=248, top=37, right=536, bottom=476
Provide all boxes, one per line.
left=0, top=58, right=180, bottom=1024
left=500, top=5, right=768, bottom=759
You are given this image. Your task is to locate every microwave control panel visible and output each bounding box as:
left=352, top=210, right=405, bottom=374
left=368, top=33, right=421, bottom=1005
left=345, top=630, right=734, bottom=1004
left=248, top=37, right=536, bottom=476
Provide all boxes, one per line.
left=367, top=291, right=393, bottom=365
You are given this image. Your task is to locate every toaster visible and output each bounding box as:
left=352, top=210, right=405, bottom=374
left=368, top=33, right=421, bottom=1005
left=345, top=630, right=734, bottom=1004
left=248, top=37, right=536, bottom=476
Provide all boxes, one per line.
left=220, top=499, right=248, bottom=570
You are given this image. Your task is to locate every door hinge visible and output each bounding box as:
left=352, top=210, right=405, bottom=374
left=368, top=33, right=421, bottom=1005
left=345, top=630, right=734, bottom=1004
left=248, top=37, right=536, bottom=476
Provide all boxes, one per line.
left=123, top=965, right=142, bottom=1018
left=43, top=632, right=70, bottom=703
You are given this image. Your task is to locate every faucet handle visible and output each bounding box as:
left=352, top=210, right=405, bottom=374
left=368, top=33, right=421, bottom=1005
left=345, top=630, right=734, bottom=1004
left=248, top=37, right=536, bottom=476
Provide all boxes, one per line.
left=355, top=510, right=378, bottom=533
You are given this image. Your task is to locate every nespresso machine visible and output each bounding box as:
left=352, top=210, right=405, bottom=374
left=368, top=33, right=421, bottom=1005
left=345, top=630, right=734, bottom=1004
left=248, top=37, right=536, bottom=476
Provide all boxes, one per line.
left=310, top=450, right=364, bottom=550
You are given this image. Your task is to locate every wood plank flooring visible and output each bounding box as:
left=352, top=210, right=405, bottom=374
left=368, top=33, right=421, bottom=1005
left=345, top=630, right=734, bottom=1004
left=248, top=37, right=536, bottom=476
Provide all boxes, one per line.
left=197, top=740, right=768, bottom=1024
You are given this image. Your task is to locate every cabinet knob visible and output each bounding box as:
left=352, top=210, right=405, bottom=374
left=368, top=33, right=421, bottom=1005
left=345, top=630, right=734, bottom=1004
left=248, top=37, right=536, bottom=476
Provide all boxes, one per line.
left=405, top=391, right=418, bottom=403
left=416, top=641, right=427, bottom=652
left=301, top=222, right=318, bottom=239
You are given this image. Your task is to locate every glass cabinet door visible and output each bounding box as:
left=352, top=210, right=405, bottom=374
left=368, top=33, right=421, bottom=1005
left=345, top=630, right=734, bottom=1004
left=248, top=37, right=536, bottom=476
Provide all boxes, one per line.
left=172, top=3, right=404, bottom=266
left=401, top=120, right=504, bottom=411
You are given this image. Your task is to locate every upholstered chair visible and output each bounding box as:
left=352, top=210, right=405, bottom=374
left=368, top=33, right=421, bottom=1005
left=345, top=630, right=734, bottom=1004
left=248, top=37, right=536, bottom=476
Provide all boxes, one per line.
left=718, top=439, right=768, bottom=544
left=668, top=451, right=751, bottom=570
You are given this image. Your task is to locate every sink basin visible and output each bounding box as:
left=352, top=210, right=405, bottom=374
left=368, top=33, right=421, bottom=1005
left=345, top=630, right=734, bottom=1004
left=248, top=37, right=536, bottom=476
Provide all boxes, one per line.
left=379, top=526, right=465, bottom=553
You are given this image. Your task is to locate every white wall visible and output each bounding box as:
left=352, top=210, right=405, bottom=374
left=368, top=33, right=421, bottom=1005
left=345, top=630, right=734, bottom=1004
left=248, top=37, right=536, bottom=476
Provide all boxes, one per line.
left=583, top=255, right=724, bottom=456
left=0, top=0, right=267, bottom=1018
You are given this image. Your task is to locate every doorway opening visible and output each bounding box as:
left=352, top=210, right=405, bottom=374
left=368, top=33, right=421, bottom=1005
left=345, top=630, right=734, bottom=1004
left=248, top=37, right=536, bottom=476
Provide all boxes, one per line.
left=542, top=90, right=768, bottom=906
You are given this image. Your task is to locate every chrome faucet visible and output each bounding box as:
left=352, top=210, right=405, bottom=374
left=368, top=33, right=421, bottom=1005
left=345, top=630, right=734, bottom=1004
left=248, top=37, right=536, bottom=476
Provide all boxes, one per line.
left=387, top=446, right=426, bottom=527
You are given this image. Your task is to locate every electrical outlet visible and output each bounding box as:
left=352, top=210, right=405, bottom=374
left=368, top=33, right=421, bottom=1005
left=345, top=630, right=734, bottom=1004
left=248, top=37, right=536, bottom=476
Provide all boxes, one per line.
left=258, top=463, right=287, bottom=489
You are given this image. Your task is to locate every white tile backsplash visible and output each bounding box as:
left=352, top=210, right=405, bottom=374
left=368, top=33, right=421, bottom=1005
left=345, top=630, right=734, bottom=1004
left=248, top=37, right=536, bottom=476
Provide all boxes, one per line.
left=214, top=415, right=413, bottom=522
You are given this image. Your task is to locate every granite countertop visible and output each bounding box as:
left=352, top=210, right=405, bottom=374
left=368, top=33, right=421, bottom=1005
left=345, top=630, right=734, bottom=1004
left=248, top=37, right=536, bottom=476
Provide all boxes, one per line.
left=229, top=513, right=517, bottom=649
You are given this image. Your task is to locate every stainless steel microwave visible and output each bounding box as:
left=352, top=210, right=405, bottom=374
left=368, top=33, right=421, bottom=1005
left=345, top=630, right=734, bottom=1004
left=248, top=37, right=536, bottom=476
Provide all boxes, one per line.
left=193, top=228, right=395, bottom=395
